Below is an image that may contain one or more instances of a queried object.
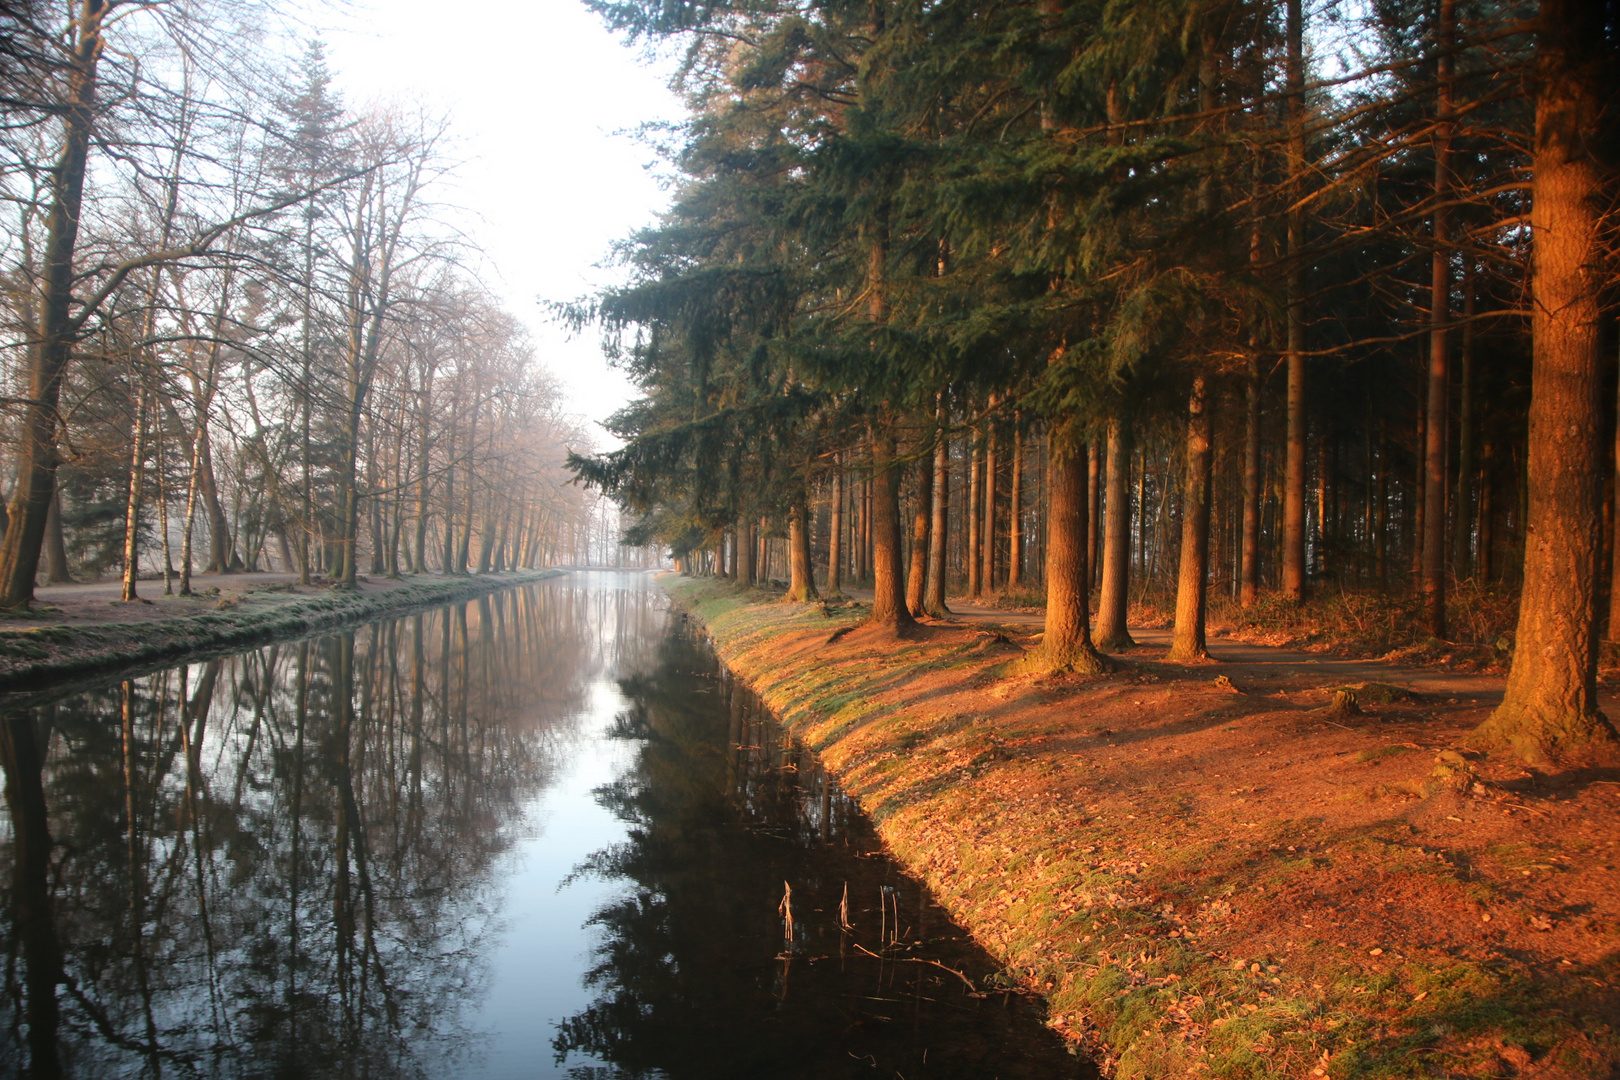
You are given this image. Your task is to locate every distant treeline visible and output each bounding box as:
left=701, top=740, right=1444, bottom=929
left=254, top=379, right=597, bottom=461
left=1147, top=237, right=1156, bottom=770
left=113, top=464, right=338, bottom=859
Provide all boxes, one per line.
left=0, top=3, right=602, bottom=605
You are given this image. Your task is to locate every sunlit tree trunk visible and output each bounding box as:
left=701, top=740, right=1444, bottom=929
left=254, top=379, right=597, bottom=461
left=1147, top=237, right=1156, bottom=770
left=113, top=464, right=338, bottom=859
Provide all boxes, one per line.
left=1095, top=416, right=1135, bottom=650
left=867, top=430, right=915, bottom=631
left=1169, top=376, right=1213, bottom=661
left=786, top=496, right=819, bottom=602
left=982, top=404, right=997, bottom=592
left=1454, top=268, right=1477, bottom=580
left=906, top=448, right=933, bottom=616
left=967, top=439, right=982, bottom=597
left=1474, top=0, right=1618, bottom=762
left=827, top=464, right=844, bottom=596
left=1280, top=0, right=1308, bottom=602
left=925, top=410, right=951, bottom=617
left=1009, top=421, right=1025, bottom=591
left=1030, top=419, right=1105, bottom=673
left=121, top=375, right=149, bottom=601
left=1240, top=356, right=1262, bottom=607
left=1084, top=437, right=1100, bottom=586
left=1420, top=0, right=1456, bottom=639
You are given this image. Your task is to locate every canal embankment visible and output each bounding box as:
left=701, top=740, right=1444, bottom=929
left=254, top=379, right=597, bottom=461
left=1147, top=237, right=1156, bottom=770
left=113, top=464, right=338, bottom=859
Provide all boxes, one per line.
left=0, top=569, right=564, bottom=690
left=665, top=574, right=1620, bottom=1079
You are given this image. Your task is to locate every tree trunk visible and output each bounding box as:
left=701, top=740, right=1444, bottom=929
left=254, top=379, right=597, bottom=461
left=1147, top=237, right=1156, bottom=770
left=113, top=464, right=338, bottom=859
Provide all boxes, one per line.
left=906, top=448, right=933, bottom=616
left=867, top=431, right=915, bottom=631
left=1009, top=421, right=1026, bottom=591
left=0, top=0, right=107, bottom=608
left=1085, top=438, right=1100, bottom=587
left=786, top=498, right=819, bottom=603
left=982, top=410, right=997, bottom=592
left=121, top=375, right=149, bottom=602
left=43, top=491, right=71, bottom=584
left=1473, top=0, right=1618, bottom=762
left=1169, top=377, right=1214, bottom=661
left=1421, top=0, right=1455, bottom=639
left=739, top=519, right=756, bottom=586
left=195, top=417, right=233, bottom=573
left=1455, top=268, right=1477, bottom=580
left=1240, top=356, right=1262, bottom=606
left=827, top=466, right=844, bottom=596
left=1029, top=421, right=1105, bottom=673
left=967, top=440, right=982, bottom=596
left=1095, top=416, right=1136, bottom=650
left=926, top=416, right=951, bottom=617
left=1280, top=0, right=1308, bottom=603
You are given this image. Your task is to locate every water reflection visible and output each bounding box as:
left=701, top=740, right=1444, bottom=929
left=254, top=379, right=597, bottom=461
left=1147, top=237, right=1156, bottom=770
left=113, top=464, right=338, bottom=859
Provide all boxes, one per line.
left=0, top=575, right=1087, bottom=1080
left=0, top=583, right=630, bottom=1079
left=557, top=626, right=1090, bottom=1080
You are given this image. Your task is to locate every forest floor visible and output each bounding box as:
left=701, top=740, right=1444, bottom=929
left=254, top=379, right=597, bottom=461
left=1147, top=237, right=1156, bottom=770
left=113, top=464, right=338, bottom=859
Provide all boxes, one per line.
left=665, top=575, right=1620, bottom=1080
left=0, top=568, right=563, bottom=692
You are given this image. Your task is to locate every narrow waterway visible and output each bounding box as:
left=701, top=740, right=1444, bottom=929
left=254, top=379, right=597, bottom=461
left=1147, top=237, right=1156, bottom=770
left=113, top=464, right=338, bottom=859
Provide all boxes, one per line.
left=0, top=572, right=1090, bottom=1079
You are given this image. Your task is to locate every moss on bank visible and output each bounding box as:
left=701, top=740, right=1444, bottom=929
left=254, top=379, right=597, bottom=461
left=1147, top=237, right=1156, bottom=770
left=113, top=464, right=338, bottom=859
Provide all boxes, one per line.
left=665, top=574, right=1620, bottom=1080
left=0, top=570, right=562, bottom=692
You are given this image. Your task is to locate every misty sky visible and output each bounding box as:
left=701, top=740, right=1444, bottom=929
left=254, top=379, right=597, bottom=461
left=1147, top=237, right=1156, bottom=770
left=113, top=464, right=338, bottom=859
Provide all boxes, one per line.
left=322, top=0, right=685, bottom=445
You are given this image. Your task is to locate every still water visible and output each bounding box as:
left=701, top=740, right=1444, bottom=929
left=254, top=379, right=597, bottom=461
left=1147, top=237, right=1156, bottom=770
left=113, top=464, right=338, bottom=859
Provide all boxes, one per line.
left=0, top=572, right=1089, bottom=1079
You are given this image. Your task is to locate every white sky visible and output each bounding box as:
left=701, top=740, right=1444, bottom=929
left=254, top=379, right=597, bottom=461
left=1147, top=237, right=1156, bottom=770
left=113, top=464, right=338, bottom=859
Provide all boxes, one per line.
left=318, top=0, right=685, bottom=447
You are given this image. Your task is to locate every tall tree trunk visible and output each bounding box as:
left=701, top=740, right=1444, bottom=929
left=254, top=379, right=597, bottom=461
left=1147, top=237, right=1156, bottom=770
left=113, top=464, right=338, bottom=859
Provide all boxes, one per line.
left=1169, top=377, right=1214, bottom=661
left=1474, top=0, right=1618, bottom=762
left=906, top=448, right=933, bottom=616
left=786, top=497, right=819, bottom=603
left=1095, top=416, right=1136, bottom=650
left=857, top=476, right=870, bottom=584
left=121, top=375, right=149, bottom=602
left=1085, top=438, right=1100, bottom=587
left=196, top=432, right=234, bottom=573
left=866, top=431, right=915, bottom=632
left=1376, top=418, right=1391, bottom=584
left=982, top=407, right=997, bottom=592
left=0, top=0, right=107, bottom=608
left=1240, top=356, right=1262, bottom=607
left=43, top=491, right=71, bottom=584
left=1454, top=267, right=1477, bottom=579
left=967, top=440, right=982, bottom=596
left=1010, top=421, right=1026, bottom=591
left=1421, top=0, right=1456, bottom=639
left=926, top=413, right=951, bottom=617
left=739, top=519, right=756, bottom=586
left=827, top=465, right=844, bottom=596
left=1029, top=420, right=1105, bottom=673
left=1280, top=0, right=1308, bottom=602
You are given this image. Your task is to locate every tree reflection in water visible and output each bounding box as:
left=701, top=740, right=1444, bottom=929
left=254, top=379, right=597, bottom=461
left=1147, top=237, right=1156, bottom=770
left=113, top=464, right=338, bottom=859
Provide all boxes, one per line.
left=0, top=582, right=615, bottom=1079
left=555, top=626, right=1091, bottom=1080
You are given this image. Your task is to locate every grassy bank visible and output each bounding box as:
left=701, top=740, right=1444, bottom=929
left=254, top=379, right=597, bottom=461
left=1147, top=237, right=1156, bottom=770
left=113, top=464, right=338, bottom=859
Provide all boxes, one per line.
left=0, top=570, right=562, bottom=691
left=666, top=575, right=1620, bottom=1079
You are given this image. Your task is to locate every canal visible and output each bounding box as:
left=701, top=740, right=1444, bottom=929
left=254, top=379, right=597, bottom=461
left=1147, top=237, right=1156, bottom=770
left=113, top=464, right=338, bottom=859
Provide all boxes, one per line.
left=0, top=572, right=1090, bottom=1079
